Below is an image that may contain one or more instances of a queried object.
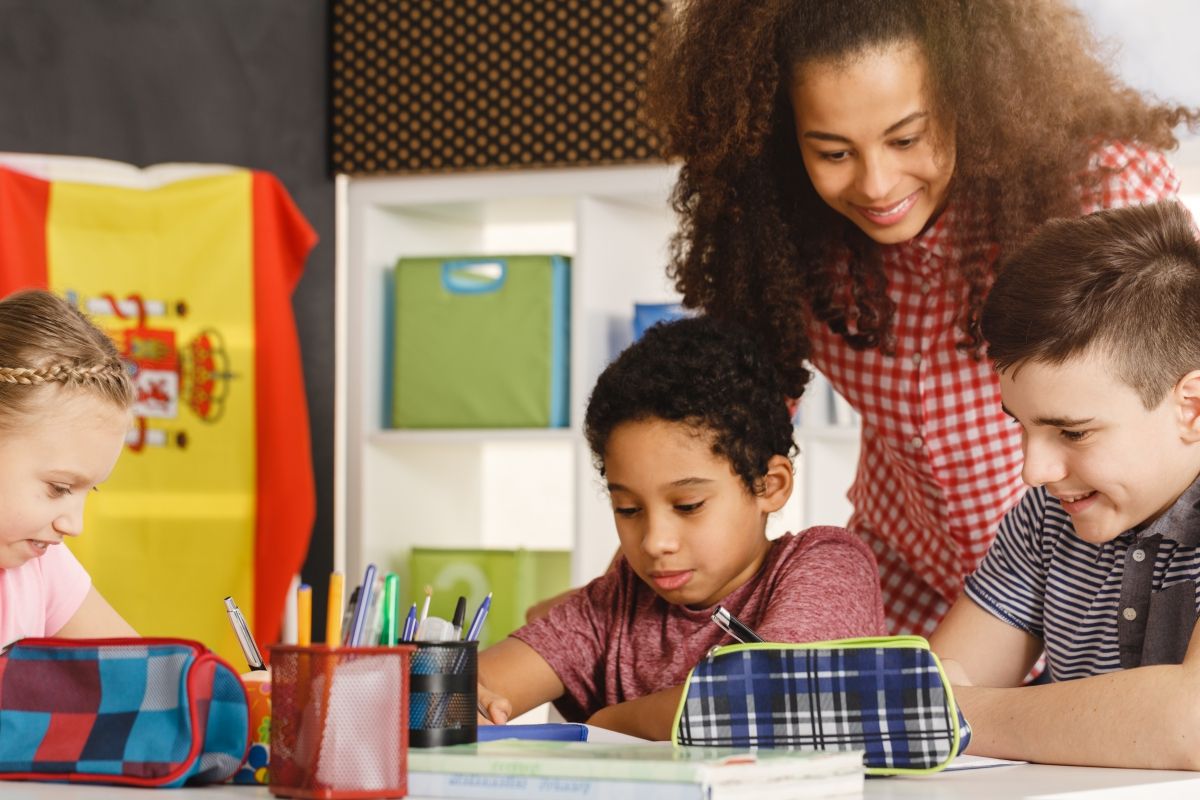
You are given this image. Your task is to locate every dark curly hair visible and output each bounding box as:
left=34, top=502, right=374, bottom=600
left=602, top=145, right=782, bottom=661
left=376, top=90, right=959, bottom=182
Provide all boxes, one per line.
left=644, top=0, right=1199, bottom=397
left=584, top=315, right=797, bottom=495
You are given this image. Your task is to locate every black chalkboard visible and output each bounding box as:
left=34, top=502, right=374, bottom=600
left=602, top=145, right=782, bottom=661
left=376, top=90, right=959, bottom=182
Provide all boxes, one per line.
left=0, top=0, right=335, bottom=640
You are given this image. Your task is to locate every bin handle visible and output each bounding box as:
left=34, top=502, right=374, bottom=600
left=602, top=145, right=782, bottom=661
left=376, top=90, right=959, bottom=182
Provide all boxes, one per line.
left=441, top=258, right=507, bottom=294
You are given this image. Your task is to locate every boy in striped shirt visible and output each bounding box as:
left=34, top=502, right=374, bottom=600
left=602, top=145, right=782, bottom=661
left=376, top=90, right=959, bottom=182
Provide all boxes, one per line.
left=930, top=201, right=1200, bottom=770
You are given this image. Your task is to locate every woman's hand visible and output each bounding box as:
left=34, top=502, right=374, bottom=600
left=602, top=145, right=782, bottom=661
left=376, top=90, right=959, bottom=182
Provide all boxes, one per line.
left=477, top=682, right=512, bottom=725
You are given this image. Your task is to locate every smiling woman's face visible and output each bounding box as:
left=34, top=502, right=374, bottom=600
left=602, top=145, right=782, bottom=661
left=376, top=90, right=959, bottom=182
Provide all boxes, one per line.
left=790, top=40, right=956, bottom=244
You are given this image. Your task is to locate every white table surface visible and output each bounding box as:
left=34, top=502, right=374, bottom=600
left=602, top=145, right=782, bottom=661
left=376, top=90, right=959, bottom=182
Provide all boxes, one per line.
left=4, top=764, right=1200, bottom=800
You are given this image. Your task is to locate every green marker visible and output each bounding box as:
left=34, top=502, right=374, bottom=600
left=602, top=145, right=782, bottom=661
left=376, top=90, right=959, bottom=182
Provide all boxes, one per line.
left=380, top=572, right=400, bottom=646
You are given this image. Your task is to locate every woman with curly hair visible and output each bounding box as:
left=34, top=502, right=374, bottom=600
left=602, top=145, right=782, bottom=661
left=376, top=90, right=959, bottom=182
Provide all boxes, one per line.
left=645, top=0, right=1198, bottom=636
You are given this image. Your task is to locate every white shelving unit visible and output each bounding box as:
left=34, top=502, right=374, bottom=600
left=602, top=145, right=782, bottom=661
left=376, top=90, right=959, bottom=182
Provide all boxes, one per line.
left=337, top=164, right=861, bottom=589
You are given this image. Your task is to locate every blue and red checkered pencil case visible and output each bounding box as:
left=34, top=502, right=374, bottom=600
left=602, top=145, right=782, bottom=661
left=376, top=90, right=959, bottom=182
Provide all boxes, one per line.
left=0, top=637, right=250, bottom=787
left=672, top=635, right=971, bottom=775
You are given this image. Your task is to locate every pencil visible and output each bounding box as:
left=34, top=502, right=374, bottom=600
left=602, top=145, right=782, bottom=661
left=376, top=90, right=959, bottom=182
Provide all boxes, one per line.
left=325, top=571, right=344, bottom=647
left=297, top=584, right=312, bottom=647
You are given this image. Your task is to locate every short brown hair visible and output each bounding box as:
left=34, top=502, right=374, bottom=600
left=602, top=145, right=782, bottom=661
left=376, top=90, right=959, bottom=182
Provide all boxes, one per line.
left=0, top=289, right=134, bottom=428
left=982, top=201, right=1200, bottom=408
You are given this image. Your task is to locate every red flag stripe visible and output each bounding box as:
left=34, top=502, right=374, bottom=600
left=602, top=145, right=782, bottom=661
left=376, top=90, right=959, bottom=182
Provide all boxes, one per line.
left=251, top=172, right=318, bottom=647
left=0, top=167, right=50, bottom=295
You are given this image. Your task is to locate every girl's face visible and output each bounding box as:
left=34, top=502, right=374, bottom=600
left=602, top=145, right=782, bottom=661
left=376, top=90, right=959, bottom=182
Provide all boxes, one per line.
left=790, top=40, right=956, bottom=245
left=0, top=388, right=129, bottom=570
left=602, top=418, right=789, bottom=609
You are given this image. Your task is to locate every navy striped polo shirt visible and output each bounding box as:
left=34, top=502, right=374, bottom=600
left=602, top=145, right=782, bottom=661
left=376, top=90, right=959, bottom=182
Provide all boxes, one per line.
left=964, top=477, right=1200, bottom=680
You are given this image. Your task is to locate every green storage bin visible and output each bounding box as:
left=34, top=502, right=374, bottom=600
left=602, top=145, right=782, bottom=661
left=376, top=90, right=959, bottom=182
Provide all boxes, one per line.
left=407, top=548, right=572, bottom=648
left=388, top=254, right=570, bottom=428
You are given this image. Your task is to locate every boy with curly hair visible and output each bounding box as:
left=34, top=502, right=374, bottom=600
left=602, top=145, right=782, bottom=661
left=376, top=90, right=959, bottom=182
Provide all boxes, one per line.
left=931, top=201, right=1200, bottom=769
left=478, top=315, right=887, bottom=740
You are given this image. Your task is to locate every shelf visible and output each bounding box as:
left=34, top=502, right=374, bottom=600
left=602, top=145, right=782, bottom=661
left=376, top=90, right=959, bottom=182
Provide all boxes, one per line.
left=797, top=425, right=861, bottom=444
left=337, top=163, right=863, bottom=590
left=368, top=428, right=576, bottom=446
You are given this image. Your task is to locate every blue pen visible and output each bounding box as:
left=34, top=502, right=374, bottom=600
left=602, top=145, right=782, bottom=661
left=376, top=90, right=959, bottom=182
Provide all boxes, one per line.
left=464, top=592, right=492, bottom=642
left=347, top=563, right=377, bottom=646
left=401, top=602, right=418, bottom=642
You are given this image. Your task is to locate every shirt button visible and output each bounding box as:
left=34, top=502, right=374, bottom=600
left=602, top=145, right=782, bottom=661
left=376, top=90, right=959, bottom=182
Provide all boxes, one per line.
left=1122, top=607, right=1138, bottom=621
left=1132, top=548, right=1146, bottom=563
left=920, top=281, right=932, bottom=294
left=910, top=435, right=924, bottom=449
left=912, top=353, right=922, bottom=366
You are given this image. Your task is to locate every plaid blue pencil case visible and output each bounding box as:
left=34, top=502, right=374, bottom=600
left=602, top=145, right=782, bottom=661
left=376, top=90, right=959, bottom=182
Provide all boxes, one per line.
left=0, top=637, right=250, bottom=787
left=672, top=635, right=970, bottom=775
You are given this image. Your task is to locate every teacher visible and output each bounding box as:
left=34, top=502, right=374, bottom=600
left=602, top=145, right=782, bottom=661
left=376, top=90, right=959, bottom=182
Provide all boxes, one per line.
left=643, top=0, right=1197, bottom=634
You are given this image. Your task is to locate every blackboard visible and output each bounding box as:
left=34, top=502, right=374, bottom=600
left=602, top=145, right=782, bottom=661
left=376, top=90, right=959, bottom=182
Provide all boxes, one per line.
left=0, top=0, right=335, bottom=639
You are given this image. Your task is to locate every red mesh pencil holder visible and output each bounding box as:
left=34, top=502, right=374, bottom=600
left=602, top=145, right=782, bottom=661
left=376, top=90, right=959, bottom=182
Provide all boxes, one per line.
left=269, top=645, right=415, bottom=799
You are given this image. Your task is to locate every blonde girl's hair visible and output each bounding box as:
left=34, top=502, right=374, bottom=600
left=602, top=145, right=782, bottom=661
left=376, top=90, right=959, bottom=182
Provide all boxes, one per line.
left=0, top=289, right=134, bottom=426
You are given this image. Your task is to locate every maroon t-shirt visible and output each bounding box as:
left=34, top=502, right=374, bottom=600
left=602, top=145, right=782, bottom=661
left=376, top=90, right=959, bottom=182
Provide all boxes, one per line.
left=511, top=527, right=887, bottom=721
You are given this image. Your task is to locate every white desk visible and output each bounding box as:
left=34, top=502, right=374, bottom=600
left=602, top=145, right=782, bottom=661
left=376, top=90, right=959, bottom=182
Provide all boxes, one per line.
left=4, top=765, right=1200, bottom=800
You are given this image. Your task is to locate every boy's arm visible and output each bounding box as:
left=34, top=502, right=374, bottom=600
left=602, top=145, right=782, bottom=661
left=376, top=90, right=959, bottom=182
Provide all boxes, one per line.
left=586, top=684, right=684, bottom=741
left=934, top=598, right=1200, bottom=770
left=477, top=636, right=566, bottom=724
left=53, top=587, right=138, bottom=639
left=929, top=595, right=1043, bottom=687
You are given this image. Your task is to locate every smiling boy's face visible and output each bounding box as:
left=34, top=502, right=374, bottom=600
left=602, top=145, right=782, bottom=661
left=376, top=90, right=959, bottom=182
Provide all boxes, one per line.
left=602, top=418, right=790, bottom=609
left=999, top=350, right=1200, bottom=544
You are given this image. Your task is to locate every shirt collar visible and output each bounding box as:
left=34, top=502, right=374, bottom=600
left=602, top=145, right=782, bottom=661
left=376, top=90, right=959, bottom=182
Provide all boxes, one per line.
left=906, top=202, right=957, bottom=258
left=1133, top=474, right=1200, bottom=547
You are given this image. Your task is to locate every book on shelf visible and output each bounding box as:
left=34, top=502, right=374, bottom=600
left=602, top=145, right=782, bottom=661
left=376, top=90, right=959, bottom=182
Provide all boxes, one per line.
left=406, top=740, right=864, bottom=799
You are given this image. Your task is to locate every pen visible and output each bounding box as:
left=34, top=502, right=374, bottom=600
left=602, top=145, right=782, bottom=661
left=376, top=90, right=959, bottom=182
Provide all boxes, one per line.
left=419, top=585, right=432, bottom=624
left=401, top=602, right=418, bottom=642
left=465, top=592, right=492, bottom=642
left=711, top=605, right=764, bottom=644
left=381, top=573, right=400, bottom=646
left=451, top=595, right=467, bottom=640
left=326, top=571, right=345, bottom=647
left=363, top=573, right=387, bottom=645
left=224, top=596, right=266, bottom=671
left=347, top=563, right=378, bottom=647
left=340, top=585, right=361, bottom=645
left=297, top=583, right=312, bottom=647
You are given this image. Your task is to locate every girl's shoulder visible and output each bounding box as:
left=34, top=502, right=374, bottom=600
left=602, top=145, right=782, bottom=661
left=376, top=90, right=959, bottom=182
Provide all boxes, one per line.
left=1085, top=140, right=1170, bottom=172
left=1078, top=140, right=1180, bottom=211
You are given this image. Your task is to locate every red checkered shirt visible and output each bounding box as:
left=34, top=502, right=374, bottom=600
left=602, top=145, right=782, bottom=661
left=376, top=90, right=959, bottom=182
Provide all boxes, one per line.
left=806, top=141, right=1182, bottom=636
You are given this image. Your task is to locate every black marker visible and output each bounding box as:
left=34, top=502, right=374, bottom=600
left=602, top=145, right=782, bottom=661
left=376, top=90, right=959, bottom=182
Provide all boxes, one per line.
left=711, top=605, right=764, bottom=644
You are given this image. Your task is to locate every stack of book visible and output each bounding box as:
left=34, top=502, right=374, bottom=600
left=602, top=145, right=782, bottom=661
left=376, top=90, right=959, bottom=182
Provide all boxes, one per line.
left=407, top=740, right=864, bottom=799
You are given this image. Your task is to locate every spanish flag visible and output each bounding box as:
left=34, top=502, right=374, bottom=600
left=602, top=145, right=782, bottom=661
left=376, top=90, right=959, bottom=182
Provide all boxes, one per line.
left=0, top=156, right=316, bottom=664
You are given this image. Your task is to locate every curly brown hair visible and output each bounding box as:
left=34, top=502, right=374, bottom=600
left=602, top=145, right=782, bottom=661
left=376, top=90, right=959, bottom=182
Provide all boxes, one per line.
left=644, top=0, right=1199, bottom=397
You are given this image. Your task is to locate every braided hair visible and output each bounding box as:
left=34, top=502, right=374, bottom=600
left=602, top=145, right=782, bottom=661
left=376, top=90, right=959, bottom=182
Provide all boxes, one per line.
left=0, top=289, right=133, bottom=429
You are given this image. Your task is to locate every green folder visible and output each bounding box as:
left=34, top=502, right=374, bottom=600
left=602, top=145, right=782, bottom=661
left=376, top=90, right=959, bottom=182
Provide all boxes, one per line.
left=390, top=255, right=570, bottom=428
left=408, top=547, right=572, bottom=647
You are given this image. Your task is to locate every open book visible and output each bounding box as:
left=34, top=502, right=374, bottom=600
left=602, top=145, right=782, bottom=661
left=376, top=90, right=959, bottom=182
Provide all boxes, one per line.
left=408, top=740, right=864, bottom=799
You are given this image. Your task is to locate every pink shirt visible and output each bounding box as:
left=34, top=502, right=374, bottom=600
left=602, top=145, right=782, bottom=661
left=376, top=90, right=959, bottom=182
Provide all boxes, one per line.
left=807, top=142, right=1182, bottom=636
left=0, top=543, right=91, bottom=648
left=512, top=527, right=886, bottom=721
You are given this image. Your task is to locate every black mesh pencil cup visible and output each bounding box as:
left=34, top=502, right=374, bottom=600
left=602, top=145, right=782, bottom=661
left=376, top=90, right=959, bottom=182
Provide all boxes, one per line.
left=408, top=640, right=478, bottom=747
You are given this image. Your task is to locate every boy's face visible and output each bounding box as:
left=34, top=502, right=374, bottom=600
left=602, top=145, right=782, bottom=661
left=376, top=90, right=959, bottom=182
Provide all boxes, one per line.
left=0, top=389, right=129, bottom=570
left=999, top=351, right=1200, bottom=544
left=602, top=418, right=788, bottom=609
